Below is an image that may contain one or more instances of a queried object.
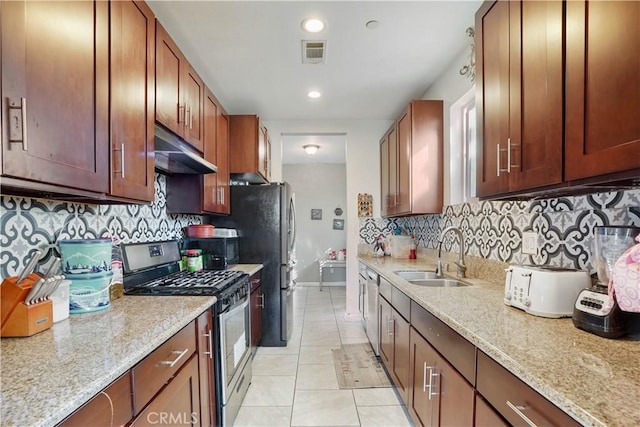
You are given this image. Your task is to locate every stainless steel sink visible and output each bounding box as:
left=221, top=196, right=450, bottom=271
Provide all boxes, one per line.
left=393, top=270, right=439, bottom=280
left=408, top=279, right=469, bottom=287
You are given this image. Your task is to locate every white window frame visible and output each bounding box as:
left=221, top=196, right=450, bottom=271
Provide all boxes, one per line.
left=449, top=87, right=477, bottom=205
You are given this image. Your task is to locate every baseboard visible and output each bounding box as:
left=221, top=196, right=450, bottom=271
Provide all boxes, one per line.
left=297, top=281, right=346, bottom=288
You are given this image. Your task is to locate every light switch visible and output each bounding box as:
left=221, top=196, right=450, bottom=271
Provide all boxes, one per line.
left=522, top=232, right=538, bottom=255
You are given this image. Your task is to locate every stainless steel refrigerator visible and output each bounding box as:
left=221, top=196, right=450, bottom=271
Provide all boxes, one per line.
left=209, top=182, right=296, bottom=347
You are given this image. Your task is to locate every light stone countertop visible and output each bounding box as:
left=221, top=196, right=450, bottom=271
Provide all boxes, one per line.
left=359, top=255, right=640, bottom=427
left=1, top=294, right=215, bottom=427
left=230, top=263, right=263, bottom=276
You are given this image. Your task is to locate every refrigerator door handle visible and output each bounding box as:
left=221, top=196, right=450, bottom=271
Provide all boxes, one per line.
left=289, top=196, right=297, bottom=253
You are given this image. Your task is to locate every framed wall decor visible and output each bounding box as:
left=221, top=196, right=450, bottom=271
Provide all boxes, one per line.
left=333, top=219, right=344, bottom=230
left=311, top=209, right=322, bottom=220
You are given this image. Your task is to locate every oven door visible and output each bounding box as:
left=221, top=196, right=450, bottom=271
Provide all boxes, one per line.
left=219, top=297, right=251, bottom=404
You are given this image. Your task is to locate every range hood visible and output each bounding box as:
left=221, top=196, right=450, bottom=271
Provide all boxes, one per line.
left=154, top=125, right=217, bottom=174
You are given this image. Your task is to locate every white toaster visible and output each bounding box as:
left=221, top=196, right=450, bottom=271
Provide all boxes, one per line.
left=504, top=265, right=591, bottom=318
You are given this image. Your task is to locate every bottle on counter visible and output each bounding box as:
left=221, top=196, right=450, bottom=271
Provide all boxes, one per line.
left=110, top=237, right=124, bottom=301
left=186, top=249, right=203, bottom=272
left=409, top=235, right=417, bottom=260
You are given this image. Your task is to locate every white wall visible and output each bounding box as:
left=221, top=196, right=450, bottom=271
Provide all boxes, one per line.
left=283, top=163, right=347, bottom=283
left=265, top=119, right=392, bottom=318
left=420, top=47, right=475, bottom=206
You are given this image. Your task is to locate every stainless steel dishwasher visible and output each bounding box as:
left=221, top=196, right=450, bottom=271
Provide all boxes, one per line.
left=365, top=268, right=380, bottom=356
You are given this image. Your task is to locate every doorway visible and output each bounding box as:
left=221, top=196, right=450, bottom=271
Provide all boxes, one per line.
left=281, top=133, right=347, bottom=287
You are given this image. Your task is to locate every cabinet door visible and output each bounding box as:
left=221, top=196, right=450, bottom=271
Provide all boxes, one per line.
left=216, top=112, right=230, bottom=213
left=155, top=21, right=184, bottom=137
left=475, top=0, right=510, bottom=197
left=110, top=0, right=155, bottom=202
left=250, top=288, right=263, bottom=350
left=565, top=0, right=640, bottom=180
left=388, top=127, right=398, bottom=215
left=1, top=0, right=109, bottom=193
left=184, top=64, right=204, bottom=152
left=409, top=328, right=437, bottom=427
left=408, top=328, right=474, bottom=427
left=396, top=107, right=411, bottom=214
left=380, top=135, right=390, bottom=217
left=475, top=394, right=509, bottom=427
left=258, top=123, right=267, bottom=180
left=203, top=88, right=219, bottom=213
left=379, top=297, right=393, bottom=369
left=197, top=311, right=215, bottom=427
left=509, top=0, right=563, bottom=192
left=392, top=310, right=410, bottom=404
left=130, top=355, right=200, bottom=427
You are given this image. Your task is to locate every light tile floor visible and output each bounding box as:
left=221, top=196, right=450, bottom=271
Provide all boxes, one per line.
left=234, top=286, right=413, bottom=427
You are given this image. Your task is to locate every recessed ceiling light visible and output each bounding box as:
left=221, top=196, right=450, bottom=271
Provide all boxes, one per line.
left=307, top=90, right=321, bottom=99
left=365, top=20, right=380, bottom=30
left=302, top=18, right=325, bottom=33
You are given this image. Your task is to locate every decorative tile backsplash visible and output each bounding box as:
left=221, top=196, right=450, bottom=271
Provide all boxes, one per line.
left=1, top=174, right=202, bottom=277
left=360, top=189, right=640, bottom=271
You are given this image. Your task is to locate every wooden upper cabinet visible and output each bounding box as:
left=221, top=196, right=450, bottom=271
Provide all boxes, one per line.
left=229, top=115, right=270, bottom=184
left=565, top=0, right=640, bottom=181
left=1, top=0, right=109, bottom=193
left=476, top=0, right=563, bottom=198
left=155, top=20, right=204, bottom=153
left=203, top=87, right=230, bottom=214
left=216, top=112, right=230, bottom=213
left=380, top=100, right=442, bottom=217
left=203, top=87, right=219, bottom=213
left=155, top=21, right=183, bottom=137
left=110, top=0, right=155, bottom=202
left=183, top=63, right=204, bottom=152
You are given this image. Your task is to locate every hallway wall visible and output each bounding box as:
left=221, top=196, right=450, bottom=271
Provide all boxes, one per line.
left=283, top=163, right=347, bottom=283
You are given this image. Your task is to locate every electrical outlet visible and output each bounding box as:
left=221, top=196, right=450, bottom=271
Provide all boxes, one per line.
left=522, top=232, right=538, bottom=255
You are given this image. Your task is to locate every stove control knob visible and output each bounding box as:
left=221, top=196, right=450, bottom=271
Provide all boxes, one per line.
left=523, top=297, right=531, bottom=307
left=505, top=291, right=512, bottom=301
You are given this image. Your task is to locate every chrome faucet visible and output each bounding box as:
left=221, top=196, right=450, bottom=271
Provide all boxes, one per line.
left=436, top=226, right=467, bottom=278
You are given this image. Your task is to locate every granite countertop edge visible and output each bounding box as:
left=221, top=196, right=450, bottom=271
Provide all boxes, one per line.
left=358, top=255, right=638, bottom=427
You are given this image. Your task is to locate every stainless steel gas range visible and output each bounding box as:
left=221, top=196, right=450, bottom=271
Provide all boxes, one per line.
left=122, top=240, right=252, bottom=426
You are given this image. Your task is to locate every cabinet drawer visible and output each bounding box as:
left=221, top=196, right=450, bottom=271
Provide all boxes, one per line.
left=410, top=301, right=475, bottom=384
left=132, top=320, right=197, bottom=414
left=391, top=286, right=410, bottom=321
left=477, top=351, right=580, bottom=427
left=380, top=276, right=393, bottom=301
left=60, top=372, right=132, bottom=427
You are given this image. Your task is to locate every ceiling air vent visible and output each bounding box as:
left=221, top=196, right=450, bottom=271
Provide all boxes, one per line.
left=302, top=40, right=326, bottom=64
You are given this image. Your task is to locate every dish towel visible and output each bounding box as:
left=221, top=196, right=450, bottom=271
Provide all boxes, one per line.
left=612, top=235, right=640, bottom=312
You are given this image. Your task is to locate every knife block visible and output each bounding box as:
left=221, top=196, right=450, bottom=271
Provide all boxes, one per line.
left=1, top=275, right=54, bottom=337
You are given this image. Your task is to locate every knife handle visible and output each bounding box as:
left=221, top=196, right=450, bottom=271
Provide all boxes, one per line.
left=16, top=250, right=42, bottom=285
left=24, top=278, right=44, bottom=306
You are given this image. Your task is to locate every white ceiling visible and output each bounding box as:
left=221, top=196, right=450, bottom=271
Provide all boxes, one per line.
left=281, top=133, right=347, bottom=164
left=147, top=0, right=481, bottom=163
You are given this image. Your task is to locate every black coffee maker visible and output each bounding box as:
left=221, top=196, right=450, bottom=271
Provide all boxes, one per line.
left=572, top=226, right=640, bottom=338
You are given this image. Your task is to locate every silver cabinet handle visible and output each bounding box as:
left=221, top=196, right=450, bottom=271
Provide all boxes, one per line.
left=496, top=143, right=501, bottom=176
left=160, top=348, right=189, bottom=367
left=178, top=103, right=185, bottom=124
left=507, top=137, right=520, bottom=172
left=422, top=362, right=428, bottom=392
left=188, top=105, right=193, bottom=129
left=387, top=318, right=394, bottom=336
left=428, top=368, right=439, bottom=400
left=8, top=98, right=28, bottom=150
left=203, top=330, right=213, bottom=359
left=506, top=401, right=538, bottom=427
left=120, top=143, right=125, bottom=178
left=259, top=293, right=265, bottom=308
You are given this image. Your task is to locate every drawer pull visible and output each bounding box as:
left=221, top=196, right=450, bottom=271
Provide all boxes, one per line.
left=204, top=331, right=213, bottom=359
left=388, top=318, right=394, bottom=336
left=422, top=362, right=428, bottom=392
left=506, top=400, right=538, bottom=427
left=160, top=348, right=189, bottom=368
left=259, top=293, right=265, bottom=308
left=428, top=369, right=440, bottom=400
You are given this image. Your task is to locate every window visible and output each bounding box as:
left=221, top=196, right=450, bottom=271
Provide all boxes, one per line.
left=449, top=87, right=476, bottom=204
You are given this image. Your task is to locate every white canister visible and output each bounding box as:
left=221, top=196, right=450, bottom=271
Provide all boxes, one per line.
left=50, top=279, right=71, bottom=322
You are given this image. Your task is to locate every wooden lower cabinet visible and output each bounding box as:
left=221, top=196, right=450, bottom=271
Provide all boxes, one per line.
left=477, top=350, right=580, bottom=426
left=408, top=327, right=474, bottom=427
left=197, top=310, right=216, bottom=427
left=60, top=372, right=132, bottom=427
left=379, top=295, right=410, bottom=403
left=250, top=271, right=263, bottom=351
left=130, top=355, right=200, bottom=427
left=475, top=394, right=508, bottom=427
